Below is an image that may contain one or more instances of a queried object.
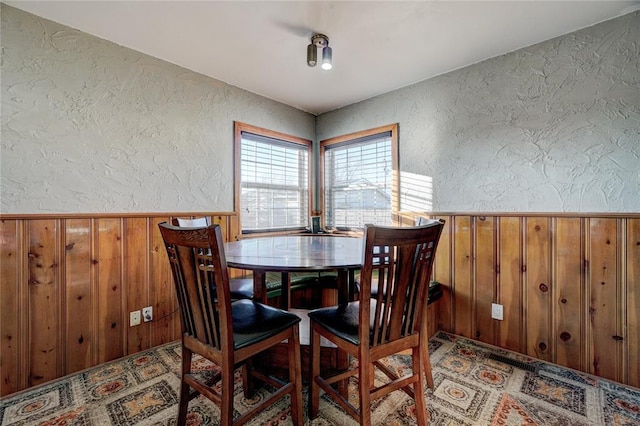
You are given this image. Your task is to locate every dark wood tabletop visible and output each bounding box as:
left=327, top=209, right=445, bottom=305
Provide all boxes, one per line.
left=225, top=235, right=363, bottom=271
left=225, top=235, right=363, bottom=306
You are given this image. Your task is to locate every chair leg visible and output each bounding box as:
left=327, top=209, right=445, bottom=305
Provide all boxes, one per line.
left=413, top=346, right=429, bottom=425
left=369, top=364, right=375, bottom=385
left=337, top=349, right=349, bottom=399
left=177, top=346, right=193, bottom=426
left=288, top=326, right=304, bottom=426
left=309, top=323, right=321, bottom=420
left=220, top=362, right=235, bottom=426
left=241, top=360, right=255, bottom=399
left=422, top=336, right=435, bottom=389
left=358, top=357, right=372, bottom=426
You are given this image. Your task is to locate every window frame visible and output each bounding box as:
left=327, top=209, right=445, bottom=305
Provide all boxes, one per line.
left=319, top=123, right=399, bottom=231
left=234, top=121, right=313, bottom=235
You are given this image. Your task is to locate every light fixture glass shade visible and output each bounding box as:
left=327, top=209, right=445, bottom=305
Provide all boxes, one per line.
left=321, top=46, right=332, bottom=70
left=307, top=43, right=317, bottom=66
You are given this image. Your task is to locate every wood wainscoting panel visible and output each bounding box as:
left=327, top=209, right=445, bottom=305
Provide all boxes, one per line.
left=475, top=216, right=496, bottom=343
left=554, top=218, right=584, bottom=372
left=27, top=219, right=61, bottom=388
left=587, top=218, right=621, bottom=382
left=0, top=220, right=23, bottom=395
left=497, top=216, right=523, bottom=353
left=525, top=217, right=553, bottom=362
left=124, top=217, right=150, bottom=354
left=95, top=218, right=123, bottom=365
left=64, top=219, right=93, bottom=375
left=433, top=215, right=453, bottom=334
left=453, top=216, right=473, bottom=338
left=212, top=214, right=231, bottom=241
left=149, top=216, right=178, bottom=348
left=0, top=212, right=238, bottom=397
left=627, top=218, right=640, bottom=388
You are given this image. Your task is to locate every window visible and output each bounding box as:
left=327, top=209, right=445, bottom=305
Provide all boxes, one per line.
left=234, top=122, right=312, bottom=234
left=321, top=124, right=398, bottom=230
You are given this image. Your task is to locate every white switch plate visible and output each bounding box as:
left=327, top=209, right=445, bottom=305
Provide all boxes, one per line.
left=491, top=303, right=504, bottom=321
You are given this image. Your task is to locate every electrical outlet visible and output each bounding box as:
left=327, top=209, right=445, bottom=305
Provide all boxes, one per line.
left=142, top=306, right=153, bottom=322
left=491, top=303, right=504, bottom=321
left=130, top=310, right=141, bottom=326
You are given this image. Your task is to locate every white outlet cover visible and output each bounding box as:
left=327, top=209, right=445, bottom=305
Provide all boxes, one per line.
left=130, top=310, right=141, bottom=326
left=491, top=303, right=504, bottom=321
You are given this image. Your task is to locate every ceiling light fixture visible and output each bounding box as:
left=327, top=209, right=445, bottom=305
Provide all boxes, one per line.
left=321, top=45, right=332, bottom=70
left=307, top=34, right=332, bottom=70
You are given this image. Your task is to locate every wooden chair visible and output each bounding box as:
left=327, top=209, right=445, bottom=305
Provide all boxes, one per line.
left=174, top=218, right=338, bottom=308
left=171, top=217, right=253, bottom=300
left=367, top=216, right=439, bottom=298
left=159, top=222, right=303, bottom=426
left=308, top=220, right=445, bottom=426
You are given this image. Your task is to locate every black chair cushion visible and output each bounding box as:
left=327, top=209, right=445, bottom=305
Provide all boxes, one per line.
left=308, top=299, right=379, bottom=346
left=308, top=302, right=360, bottom=345
left=229, top=278, right=254, bottom=300
left=232, top=299, right=301, bottom=349
left=428, top=282, right=443, bottom=304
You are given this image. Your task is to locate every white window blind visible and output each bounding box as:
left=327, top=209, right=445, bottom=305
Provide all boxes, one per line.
left=324, top=131, right=393, bottom=229
left=240, top=132, right=309, bottom=233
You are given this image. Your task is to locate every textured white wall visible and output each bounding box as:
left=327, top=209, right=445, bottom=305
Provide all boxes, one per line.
left=317, top=12, right=640, bottom=213
left=0, top=5, right=314, bottom=214
left=2, top=6, right=638, bottom=215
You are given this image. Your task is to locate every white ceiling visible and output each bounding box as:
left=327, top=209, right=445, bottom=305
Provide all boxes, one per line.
left=6, top=1, right=640, bottom=115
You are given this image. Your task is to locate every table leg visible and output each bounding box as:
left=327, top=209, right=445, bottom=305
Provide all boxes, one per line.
left=337, top=269, right=349, bottom=304
left=281, top=272, right=291, bottom=310
left=348, top=269, right=357, bottom=301
left=252, top=270, right=267, bottom=303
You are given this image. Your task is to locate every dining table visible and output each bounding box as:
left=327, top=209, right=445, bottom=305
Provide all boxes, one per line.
left=225, top=234, right=364, bottom=308
left=224, top=234, right=363, bottom=391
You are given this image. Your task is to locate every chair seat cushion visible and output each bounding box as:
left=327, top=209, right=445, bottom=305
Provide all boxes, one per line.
left=232, top=299, right=301, bottom=349
left=308, top=300, right=379, bottom=346
left=428, top=282, right=443, bottom=304
left=229, top=278, right=254, bottom=299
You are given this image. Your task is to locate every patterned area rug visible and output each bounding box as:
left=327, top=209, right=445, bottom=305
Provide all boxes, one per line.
left=2, top=332, right=639, bottom=425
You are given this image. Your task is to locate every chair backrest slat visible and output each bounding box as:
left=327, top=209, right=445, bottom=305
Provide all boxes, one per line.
left=167, top=245, right=198, bottom=338
left=360, top=220, right=444, bottom=348
left=194, top=250, right=220, bottom=347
